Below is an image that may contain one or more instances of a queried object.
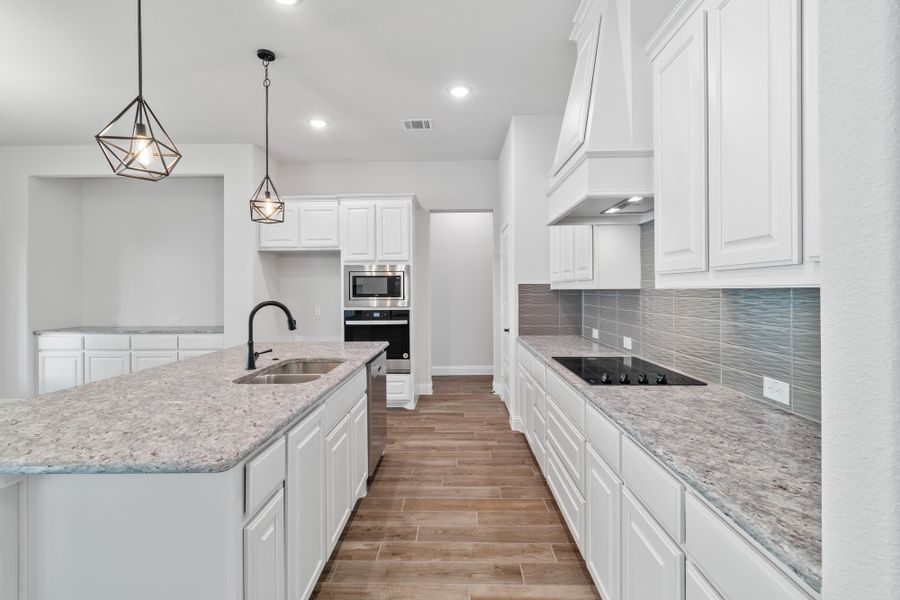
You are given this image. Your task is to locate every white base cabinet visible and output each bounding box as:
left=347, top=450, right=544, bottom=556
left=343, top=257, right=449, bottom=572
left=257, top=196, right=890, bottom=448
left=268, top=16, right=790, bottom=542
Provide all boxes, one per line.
left=326, top=412, right=353, bottom=554
left=37, top=351, right=83, bottom=395
left=586, top=444, right=622, bottom=600
left=84, top=351, right=130, bottom=383
left=622, top=488, right=684, bottom=600
left=351, top=396, right=369, bottom=500
left=244, top=488, right=286, bottom=600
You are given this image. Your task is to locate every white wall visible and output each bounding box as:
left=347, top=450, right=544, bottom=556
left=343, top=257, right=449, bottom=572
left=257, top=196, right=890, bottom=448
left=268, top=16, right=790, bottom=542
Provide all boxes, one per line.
left=80, top=177, right=224, bottom=326
left=430, top=212, right=494, bottom=375
left=272, top=253, right=343, bottom=342
left=820, top=0, right=900, bottom=597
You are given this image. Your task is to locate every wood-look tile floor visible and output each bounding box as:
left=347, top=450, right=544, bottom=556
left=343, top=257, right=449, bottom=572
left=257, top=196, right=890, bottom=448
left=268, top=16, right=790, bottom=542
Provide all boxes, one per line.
left=312, top=376, right=600, bottom=600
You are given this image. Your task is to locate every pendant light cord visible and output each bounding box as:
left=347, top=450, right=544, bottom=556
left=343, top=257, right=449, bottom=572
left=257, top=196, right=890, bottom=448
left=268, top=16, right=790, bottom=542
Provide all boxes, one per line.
left=137, top=0, right=143, bottom=98
left=264, top=60, right=271, bottom=185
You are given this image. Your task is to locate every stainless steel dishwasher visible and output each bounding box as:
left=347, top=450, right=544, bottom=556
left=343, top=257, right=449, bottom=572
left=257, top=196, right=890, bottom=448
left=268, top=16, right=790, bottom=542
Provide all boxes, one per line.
left=366, top=352, right=387, bottom=480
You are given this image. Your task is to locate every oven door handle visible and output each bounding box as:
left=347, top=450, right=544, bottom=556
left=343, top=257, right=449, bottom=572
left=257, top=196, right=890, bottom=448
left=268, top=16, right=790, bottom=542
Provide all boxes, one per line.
left=345, top=320, right=409, bottom=325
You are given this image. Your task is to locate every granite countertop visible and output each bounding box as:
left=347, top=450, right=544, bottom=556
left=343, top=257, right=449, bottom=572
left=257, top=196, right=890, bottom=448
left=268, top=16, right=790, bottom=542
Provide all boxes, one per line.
left=34, top=325, right=225, bottom=335
left=518, top=335, right=821, bottom=593
left=0, top=341, right=387, bottom=474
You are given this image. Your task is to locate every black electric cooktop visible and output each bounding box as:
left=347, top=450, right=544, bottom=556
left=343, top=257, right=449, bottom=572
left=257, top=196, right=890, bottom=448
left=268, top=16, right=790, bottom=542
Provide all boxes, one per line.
left=553, top=356, right=707, bottom=386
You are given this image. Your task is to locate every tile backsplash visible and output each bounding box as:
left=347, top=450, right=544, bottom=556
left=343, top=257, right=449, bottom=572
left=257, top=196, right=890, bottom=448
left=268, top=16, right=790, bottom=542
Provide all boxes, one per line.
left=581, top=221, right=822, bottom=422
left=518, top=284, right=582, bottom=336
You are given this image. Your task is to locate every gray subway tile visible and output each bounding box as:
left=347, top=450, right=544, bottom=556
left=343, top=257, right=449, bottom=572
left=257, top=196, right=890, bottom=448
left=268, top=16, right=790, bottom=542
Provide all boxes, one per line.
left=617, top=291, right=641, bottom=313
left=675, top=295, right=721, bottom=320
left=598, top=306, right=618, bottom=323
left=597, top=291, right=617, bottom=308
left=721, top=321, right=791, bottom=356
left=792, top=386, right=822, bottom=422
left=618, top=308, right=642, bottom=327
left=792, top=357, right=822, bottom=393
left=619, top=323, right=642, bottom=346
left=598, top=331, right=618, bottom=349
left=643, top=343, right=675, bottom=368
left=674, top=315, right=720, bottom=342
left=643, top=310, right=675, bottom=334
left=674, top=333, right=722, bottom=365
left=643, top=327, right=676, bottom=352
left=643, top=289, right=675, bottom=314
left=721, top=367, right=765, bottom=402
left=673, top=352, right=722, bottom=385
left=674, top=288, right=721, bottom=300
left=792, top=330, right=821, bottom=363
left=722, top=289, right=792, bottom=328
left=598, top=318, right=618, bottom=335
left=582, top=314, right=599, bottom=329
left=721, top=344, right=792, bottom=383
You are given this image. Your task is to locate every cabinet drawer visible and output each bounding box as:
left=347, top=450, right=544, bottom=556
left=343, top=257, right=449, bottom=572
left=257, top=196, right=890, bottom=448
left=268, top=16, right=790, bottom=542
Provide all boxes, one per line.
left=131, top=334, right=178, bottom=350
left=546, top=397, right=586, bottom=495
left=178, top=334, right=224, bottom=350
left=685, top=493, right=814, bottom=600
left=527, top=352, right=546, bottom=390
left=37, top=335, right=82, bottom=350
left=178, top=350, right=213, bottom=361
left=325, top=369, right=367, bottom=433
left=546, top=445, right=585, bottom=551
left=245, top=436, right=286, bottom=517
left=131, top=351, right=178, bottom=372
left=532, top=381, right=546, bottom=417
left=386, top=373, right=412, bottom=405
left=621, top=436, right=684, bottom=541
left=83, top=335, right=130, bottom=350
left=545, top=369, right=585, bottom=432
left=531, top=405, right=546, bottom=453
left=586, top=404, right=621, bottom=473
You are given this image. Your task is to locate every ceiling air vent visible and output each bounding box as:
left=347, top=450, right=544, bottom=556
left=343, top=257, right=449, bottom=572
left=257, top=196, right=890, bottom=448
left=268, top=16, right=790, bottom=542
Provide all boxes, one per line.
left=402, top=118, right=432, bottom=131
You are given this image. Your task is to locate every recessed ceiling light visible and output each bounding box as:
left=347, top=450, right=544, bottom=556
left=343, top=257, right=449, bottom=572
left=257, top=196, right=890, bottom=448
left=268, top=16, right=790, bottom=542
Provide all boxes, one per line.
left=309, top=118, right=328, bottom=129
left=605, top=207, right=621, bottom=214
left=627, top=196, right=644, bottom=203
left=449, top=85, right=471, bottom=98
left=273, top=0, right=299, bottom=5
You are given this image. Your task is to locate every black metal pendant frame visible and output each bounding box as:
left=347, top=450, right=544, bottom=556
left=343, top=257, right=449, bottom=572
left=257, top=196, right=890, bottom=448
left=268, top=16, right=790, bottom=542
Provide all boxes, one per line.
left=251, top=49, right=284, bottom=224
left=95, top=0, right=181, bottom=181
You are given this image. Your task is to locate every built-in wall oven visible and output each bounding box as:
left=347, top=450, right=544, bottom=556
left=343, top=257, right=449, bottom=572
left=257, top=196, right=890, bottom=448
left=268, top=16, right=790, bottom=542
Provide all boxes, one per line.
left=344, top=310, right=410, bottom=373
left=345, top=264, right=410, bottom=308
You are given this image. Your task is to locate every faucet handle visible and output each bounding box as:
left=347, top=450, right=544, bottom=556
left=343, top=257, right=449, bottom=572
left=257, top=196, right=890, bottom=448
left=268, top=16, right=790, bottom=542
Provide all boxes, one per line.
left=254, top=348, right=273, bottom=360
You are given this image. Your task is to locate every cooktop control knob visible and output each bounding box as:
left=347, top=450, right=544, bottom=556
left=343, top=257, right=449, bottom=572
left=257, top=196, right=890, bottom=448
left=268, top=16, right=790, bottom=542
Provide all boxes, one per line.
left=638, top=373, right=649, bottom=385
left=656, top=373, right=668, bottom=384
left=600, top=373, right=611, bottom=384
left=619, top=373, right=631, bottom=384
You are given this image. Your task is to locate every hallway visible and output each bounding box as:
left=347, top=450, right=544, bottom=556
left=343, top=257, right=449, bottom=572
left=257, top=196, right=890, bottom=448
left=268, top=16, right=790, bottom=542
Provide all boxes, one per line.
left=311, top=376, right=600, bottom=599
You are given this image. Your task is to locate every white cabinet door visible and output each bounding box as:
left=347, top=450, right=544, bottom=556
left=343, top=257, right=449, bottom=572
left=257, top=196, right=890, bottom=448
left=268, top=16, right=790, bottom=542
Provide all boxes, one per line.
left=298, top=201, right=340, bottom=249
left=707, top=0, right=801, bottom=270
left=552, top=15, right=601, bottom=174
left=686, top=563, right=724, bottom=600
left=375, top=201, right=411, bottom=262
left=521, top=368, right=533, bottom=442
left=244, top=487, right=286, bottom=600
left=351, top=395, right=368, bottom=500
left=549, top=227, right=562, bottom=282
left=287, top=407, right=326, bottom=600
left=586, top=445, right=622, bottom=600
left=621, top=488, right=684, bottom=600
left=131, top=351, right=178, bottom=372
left=326, top=412, right=353, bottom=554
left=653, top=11, right=709, bottom=274
left=559, top=226, right=575, bottom=281
left=573, top=226, right=594, bottom=281
left=38, top=351, right=83, bottom=394
left=340, top=201, right=377, bottom=261
left=84, top=351, right=130, bottom=383
left=259, top=203, right=300, bottom=250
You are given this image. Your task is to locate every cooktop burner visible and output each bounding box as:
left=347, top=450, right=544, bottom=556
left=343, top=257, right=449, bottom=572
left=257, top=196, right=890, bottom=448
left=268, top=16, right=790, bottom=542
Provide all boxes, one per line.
left=553, top=356, right=707, bottom=386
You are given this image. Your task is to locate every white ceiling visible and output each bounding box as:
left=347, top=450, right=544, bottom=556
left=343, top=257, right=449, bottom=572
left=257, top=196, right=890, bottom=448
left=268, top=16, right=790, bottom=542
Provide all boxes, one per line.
left=0, top=0, right=579, bottom=161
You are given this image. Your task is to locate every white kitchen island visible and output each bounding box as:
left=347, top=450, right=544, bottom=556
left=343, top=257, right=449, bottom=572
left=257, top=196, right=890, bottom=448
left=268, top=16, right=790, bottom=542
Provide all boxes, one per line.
left=0, top=341, right=387, bottom=600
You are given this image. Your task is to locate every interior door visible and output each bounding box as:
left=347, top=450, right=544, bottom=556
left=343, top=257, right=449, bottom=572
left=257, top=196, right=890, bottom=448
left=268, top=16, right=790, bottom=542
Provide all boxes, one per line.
left=500, top=225, right=511, bottom=404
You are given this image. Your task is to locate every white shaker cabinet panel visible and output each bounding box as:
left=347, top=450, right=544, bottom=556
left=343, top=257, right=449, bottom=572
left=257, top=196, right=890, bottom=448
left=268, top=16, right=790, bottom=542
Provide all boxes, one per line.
left=707, top=0, right=801, bottom=270
left=375, top=201, right=411, bottom=262
left=131, top=350, right=178, bottom=372
left=84, top=351, right=131, bottom=384
left=586, top=445, right=622, bottom=600
left=687, top=562, right=725, bottom=600
left=38, top=351, right=84, bottom=395
left=326, top=412, right=353, bottom=554
left=351, top=395, right=368, bottom=500
left=243, top=487, right=286, bottom=600
left=621, top=488, right=684, bottom=600
left=559, top=226, right=575, bottom=281
left=287, top=407, right=326, bottom=600
left=653, top=10, right=708, bottom=274
left=340, top=201, right=377, bottom=261
left=298, top=201, right=340, bottom=249
left=573, top=225, right=594, bottom=281
left=259, top=202, right=301, bottom=249
left=549, top=226, right=562, bottom=282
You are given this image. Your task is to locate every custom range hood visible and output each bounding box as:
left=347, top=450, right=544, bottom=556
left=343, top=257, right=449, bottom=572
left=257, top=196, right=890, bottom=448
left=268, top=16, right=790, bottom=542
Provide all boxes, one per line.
left=547, top=0, right=673, bottom=225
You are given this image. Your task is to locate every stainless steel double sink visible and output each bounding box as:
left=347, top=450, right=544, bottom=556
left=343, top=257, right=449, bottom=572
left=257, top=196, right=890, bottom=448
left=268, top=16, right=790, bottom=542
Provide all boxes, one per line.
left=236, top=359, right=344, bottom=385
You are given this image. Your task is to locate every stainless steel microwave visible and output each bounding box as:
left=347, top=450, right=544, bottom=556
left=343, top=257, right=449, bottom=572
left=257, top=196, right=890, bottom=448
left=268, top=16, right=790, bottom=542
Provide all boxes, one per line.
left=344, top=264, right=411, bottom=308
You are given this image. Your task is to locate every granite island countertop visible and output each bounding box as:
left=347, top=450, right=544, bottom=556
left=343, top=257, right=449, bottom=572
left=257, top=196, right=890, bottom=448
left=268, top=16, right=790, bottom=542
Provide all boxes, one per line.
left=0, top=341, right=387, bottom=474
left=518, top=335, right=821, bottom=593
left=34, top=325, right=225, bottom=335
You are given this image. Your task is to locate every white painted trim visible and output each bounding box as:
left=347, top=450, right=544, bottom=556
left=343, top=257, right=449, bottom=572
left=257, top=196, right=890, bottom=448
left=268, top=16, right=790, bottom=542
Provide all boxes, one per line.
left=492, top=379, right=502, bottom=395
left=510, top=416, right=524, bottom=433
left=431, top=366, right=494, bottom=376
left=416, top=382, right=433, bottom=396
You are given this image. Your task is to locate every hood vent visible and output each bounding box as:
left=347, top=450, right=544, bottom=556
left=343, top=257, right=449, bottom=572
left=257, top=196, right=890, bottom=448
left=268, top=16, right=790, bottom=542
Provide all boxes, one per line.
left=546, top=0, right=673, bottom=225
left=402, top=119, right=432, bottom=131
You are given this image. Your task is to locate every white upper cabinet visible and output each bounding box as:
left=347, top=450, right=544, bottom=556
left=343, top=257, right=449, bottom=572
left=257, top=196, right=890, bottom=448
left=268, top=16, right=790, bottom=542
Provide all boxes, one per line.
left=653, top=10, right=708, bottom=274
left=550, top=227, right=562, bottom=282
left=707, top=0, right=801, bottom=270
left=375, top=200, right=411, bottom=262
left=552, top=12, right=601, bottom=174
left=340, top=200, right=377, bottom=261
left=259, top=202, right=300, bottom=249
left=559, top=226, right=575, bottom=281
left=573, top=225, right=594, bottom=281
left=551, top=225, right=641, bottom=290
left=298, top=201, right=340, bottom=249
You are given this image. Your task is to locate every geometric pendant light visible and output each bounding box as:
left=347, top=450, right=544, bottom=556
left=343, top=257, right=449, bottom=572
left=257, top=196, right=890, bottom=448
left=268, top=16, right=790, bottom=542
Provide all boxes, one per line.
left=250, top=49, right=285, bottom=224
left=95, top=0, right=181, bottom=181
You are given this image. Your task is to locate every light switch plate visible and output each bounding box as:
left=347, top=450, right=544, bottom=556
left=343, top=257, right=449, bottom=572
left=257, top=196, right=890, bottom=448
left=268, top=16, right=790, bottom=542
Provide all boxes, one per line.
left=623, top=336, right=632, bottom=350
left=314, top=305, right=321, bottom=317
left=591, top=328, right=599, bottom=340
left=763, top=377, right=791, bottom=405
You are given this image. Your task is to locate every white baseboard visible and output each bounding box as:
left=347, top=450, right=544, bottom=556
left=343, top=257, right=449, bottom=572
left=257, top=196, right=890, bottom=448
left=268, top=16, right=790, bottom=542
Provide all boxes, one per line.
left=510, top=416, right=523, bottom=432
left=416, top=382, right=433, bottom=396
left=388, top=397, right=417, bottom=410
left=431, top=365, right=494, bottom=376
left=492, top=379, right=501, bottom=395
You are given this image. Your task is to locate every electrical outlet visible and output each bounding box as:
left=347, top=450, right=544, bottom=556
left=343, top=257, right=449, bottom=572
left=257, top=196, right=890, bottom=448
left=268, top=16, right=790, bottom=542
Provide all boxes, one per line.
left=623, top=336, right=632, bottom=350
left=170, top=316, right=181, bottom=326
left=591, top=328, right=599, bottom=340
left=314, top=305, right=321, bottom=317
left=763, top=377, right=791, bottom=405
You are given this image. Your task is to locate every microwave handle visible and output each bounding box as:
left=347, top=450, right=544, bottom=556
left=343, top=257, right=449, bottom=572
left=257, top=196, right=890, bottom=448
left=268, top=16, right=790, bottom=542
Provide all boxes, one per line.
left=345, top=320, right=409, bottom=326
